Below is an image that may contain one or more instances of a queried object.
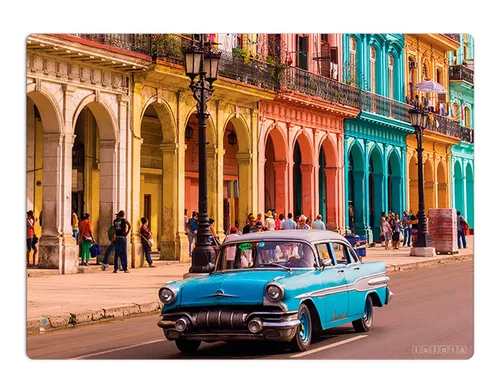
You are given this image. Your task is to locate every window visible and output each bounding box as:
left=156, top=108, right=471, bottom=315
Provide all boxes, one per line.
left=331, top=242, right=358, bottom=265
left=297, top=35, right=309, bottom=70
left=349, top=37, right=357, bottom=85
left=388, top=54, right=394, bottom=99
left=316, top=243, right=332, bottom=264
left=465, top=107, right=471, bottom=128
left=370, top=46, right=376, bottom=93
left=217, top=240, right=317, bottom=271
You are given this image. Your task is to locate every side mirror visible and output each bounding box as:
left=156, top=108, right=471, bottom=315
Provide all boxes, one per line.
left=321, top=258, right=332, bottom=268
left=208, top=262, right=216, bottom=274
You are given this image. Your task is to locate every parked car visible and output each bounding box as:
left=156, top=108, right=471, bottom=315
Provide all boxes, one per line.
left=157, top=230, right=393, bottom=353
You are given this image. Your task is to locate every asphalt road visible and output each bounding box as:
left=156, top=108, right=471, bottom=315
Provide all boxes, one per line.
left=27, top=260, right=473, bottom=360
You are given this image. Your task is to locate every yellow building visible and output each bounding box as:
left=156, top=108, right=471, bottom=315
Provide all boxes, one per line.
left=404, top=34, right=461, bottom=213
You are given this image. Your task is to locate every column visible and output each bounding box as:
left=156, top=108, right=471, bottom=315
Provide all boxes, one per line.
left=273, top=161, right=288, bottom=215
left=300, top=164, right=314, bottom=219
left=207, top=145, right=219, bottom=233
left=324, top=166, right=338, bottom=229
left=372, top=173, right=384, bottom=240
left=236, top=151, right=252, bottom=233
left=391, top=175, right=403, bottom=215
left=99, top=139, right=119, bottom=250
left=160, top=142, right=180, bottom=261
left=352, top=171, right=365, bottom=233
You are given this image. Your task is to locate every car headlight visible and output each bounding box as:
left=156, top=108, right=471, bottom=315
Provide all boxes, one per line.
left=265, top=283, right=284, bottom=302
left=159, top=286, right=177, bottom=304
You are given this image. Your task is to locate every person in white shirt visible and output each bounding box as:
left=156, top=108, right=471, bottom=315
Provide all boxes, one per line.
left=297, top=215, right=310, bottom=230
left=280, top=213, right=297, bottom=230
left=312, top=214, right=326, bottom=230
left=264, top=210, right=276, bottom=231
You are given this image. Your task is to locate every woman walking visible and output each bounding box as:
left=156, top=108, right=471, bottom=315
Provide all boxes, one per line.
left=381, top=216, right=393, bottom=250
left=79, top=213, right=94, bottom=266
left=140, top=217, right=156, bottom=268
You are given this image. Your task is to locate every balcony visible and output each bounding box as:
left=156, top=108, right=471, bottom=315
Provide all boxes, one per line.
left=69, top=34, right=277, bottom=90
left=360, top=91, right=411, bottom=124
left=281, top=66, right=361, bottom=109
left=444, top=34, right=461, bottom=43
left=449, top=65, right=474, bottom=86
left=426, top=113, right=474, bottom=142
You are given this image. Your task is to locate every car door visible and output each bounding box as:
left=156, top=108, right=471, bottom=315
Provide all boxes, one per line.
left=341, top=243, right=366, bottom=318
left=316, top=242, right=349, bottom=329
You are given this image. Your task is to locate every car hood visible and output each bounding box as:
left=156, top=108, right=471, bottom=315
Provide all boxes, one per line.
left=179, top=270, right=298, bottom=307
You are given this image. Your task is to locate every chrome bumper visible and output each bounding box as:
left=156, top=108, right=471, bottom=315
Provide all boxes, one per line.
left=158, top=310, right=299, bottom=342
left=386, top=288, right=394, bottom=305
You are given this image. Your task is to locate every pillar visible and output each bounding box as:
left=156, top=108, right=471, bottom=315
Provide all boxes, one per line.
left=324, top=166, right=338, bottom=228
left=236, top=151, right=252, bottom=233
left=372, top=173, right=383, bottom=240
left=391, top=175, right=403, bottom=215
left=160, top=142, right=180, bottom=261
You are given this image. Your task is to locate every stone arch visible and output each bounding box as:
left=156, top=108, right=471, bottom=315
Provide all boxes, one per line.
left=453, top=160, right=464, bottom=216
left=264, top=126, right=288, bottom=214
left=72, top=94, right=118, bottom=141
left=223, top=113, right=251, bottom=153
left=292, top=130, right=314, bottom=165
left=368, top=145, right=384, bottom=236
left=317, top=133, right=338, bottom=168
left=27, top=87, right=64, bottom=134
left=388, top=149, right=403, bottom=216
left=437, top=161, right=448, bottom=208
left=346, top=141, right=365, bottom=234
left=293, top=130, right=314, bottom=218
left=183, top=107, right=216, bottom=145
left=408, top=155, right=418, bottom=215
left=140, top=96, right=177, bottom=143
left=318, top=134, right=339, bottom=226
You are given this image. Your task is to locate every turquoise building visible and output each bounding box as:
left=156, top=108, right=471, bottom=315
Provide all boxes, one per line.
left=449, top=34, right=474, bottom=229
left=342, top=34, right=413, bottom=243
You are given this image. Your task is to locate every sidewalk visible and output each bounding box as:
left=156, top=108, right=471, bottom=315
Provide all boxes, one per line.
left=26, top=236, right=474, bottom=334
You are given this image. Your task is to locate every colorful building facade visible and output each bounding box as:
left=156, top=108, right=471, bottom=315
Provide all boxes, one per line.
left=449, top=34, right=474, bottom=228
left=341, top=34, right=412, bottom=243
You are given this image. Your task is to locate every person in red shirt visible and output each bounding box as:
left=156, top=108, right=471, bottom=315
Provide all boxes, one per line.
left=79, top=213, right=94, bottom=266
left=140, top=217, right=156, bottom=268
left=26, top=210, right=38, bottom=267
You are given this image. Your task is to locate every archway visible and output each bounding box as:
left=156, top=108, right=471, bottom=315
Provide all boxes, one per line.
left=347, top=142, right=364, bottom=234
left=453, top=160, right=464, bottom=216
left=408, top=156, right=418, bottom=215
left=293, top=133, right=313, bottom=219
left=465, top=163, right=474, bottom=228
left=424, top=159, right=435, bottom=211
left=388, top=150, right=402, bottom=216
left=318, top=136, right=338, bottom=228
left=437, top=161, right=447, bottom=208
left=368, top=146, right=384, bottom=240
left=264, top=128, right=287, bottom=215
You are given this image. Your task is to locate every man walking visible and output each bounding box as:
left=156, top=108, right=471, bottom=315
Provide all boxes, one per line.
left=312, top=214, right=326, bottom=230
left=113, top=210, right=131, bottom=273
left=457, top=211, right=468, bottom=249
left=401, top=210, right=411, bottom=247
left=187, top=211, right=198, bottom=255
left=280, top=213, right=297, bottom=230
left=101, top=223, right=116, bottom=271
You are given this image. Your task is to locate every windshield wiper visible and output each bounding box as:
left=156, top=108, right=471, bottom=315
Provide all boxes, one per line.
left=260, top=262, right=292, bottom=272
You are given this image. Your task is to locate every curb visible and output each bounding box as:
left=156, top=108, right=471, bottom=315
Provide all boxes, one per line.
left=27, top=300, right=163, bottom=335
left=385, top=253, right=473, bottom=273
left=27, top=253, right=473, bottom=334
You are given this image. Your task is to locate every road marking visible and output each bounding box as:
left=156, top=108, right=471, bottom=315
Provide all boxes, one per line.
left=290, top=334, right=368, bottom=358
left=71, top=339, right=165, bottom=359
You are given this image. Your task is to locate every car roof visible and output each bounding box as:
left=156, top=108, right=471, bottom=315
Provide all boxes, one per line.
left=220, top=230, right=348, bottom=246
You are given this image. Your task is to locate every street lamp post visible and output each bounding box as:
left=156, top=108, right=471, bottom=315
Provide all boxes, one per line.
left=408, top=106, right=436, bottom=257
left=182, top=35, right=221, bottom=273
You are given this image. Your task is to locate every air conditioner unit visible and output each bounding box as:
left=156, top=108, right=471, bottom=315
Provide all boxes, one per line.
left=409, top=61, right=418, bottom=69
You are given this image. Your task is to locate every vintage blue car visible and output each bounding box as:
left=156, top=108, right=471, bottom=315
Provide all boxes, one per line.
left=157, top=230, right=393, bottom=353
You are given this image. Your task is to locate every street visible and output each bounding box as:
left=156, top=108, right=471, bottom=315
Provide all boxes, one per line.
left=27, top=260, right=473, bottom=360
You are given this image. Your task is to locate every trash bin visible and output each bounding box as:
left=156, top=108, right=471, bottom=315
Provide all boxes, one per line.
left=356, top=235, right=367, bottom=257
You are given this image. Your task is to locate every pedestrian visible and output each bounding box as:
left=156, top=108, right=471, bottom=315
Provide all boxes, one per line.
left=381, top=216, right=392, bottom=250
left=275, top=213, right=282, bottom=231
left=257, top=213, right=263, bottom=224
left=379, top=211, right=387, bottom=245
left=312, top=214, right=326, bottom=230
left=26, top=210, right=38, bottom=267
left=306, top=218, right=312, bottom=228
left=297, top=215, right=310, bottom=230
left=264, top=210, right=276, bottom=231
left=410, top=213, right=418, bottom=246
left=224, top=226, right=239, bottom=269
left=348, top=204, right=355, bottom=233
left=457, top=211, right=468, bottom=249
left=280, top=213, right=297, bottom=230
left=255, top=220, right=264, bottom=232
left=101, top=222, right=116, bottom=271
left=243, top=215, right=256, bottom=234
left=79, top=213, right=94, bottom=266
left=72, top=208, right=79, bottom=241
left=234, top=220, right=242, bottom=235
left=187, top=211, right=198, bottom=256
left=140, top=217, right=156, bottom=268
left=392, top=214, right=401, bottom=250
left=112, top=210, right=131, bottom=273
left=401, top=210, right=411, bottom=247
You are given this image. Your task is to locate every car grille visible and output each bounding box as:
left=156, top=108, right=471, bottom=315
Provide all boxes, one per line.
left=193, top=309, right=246, bottom=329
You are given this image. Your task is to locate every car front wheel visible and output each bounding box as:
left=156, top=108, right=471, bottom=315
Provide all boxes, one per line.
left=291, top=303, right=313, bottom=351
left=352, top=295, right=373, bottom=332
left=175, top=339, right=201, bottom=354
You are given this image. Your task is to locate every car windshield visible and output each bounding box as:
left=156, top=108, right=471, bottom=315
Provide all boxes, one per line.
left=216, top=240, right=317, bottom=271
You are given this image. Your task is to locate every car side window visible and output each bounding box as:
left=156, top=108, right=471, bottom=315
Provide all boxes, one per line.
left=316, top=243, right=333, bottom=266
left=347, top=245, right=359, bottom=263
left=331, top=242, right=352, bottom=265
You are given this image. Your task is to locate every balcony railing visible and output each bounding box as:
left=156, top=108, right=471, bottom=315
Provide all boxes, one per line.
left=69, top=34, right=277, bottom=90
left=360, top=91, right=411, bottom=123
left=449, top=65, right=474, bottom=85
left=281, top=66, right=361, bottom=109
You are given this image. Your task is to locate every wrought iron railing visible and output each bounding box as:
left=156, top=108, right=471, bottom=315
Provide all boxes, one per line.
left=427, top=113, right=462, bottom=139
left=449, top=65, right=474, bottom=85
left=444, top=34, right=461, bottom=43
left=281, top=66, right=362, bottom=109
left=360, top=91, right=411, bottom=123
